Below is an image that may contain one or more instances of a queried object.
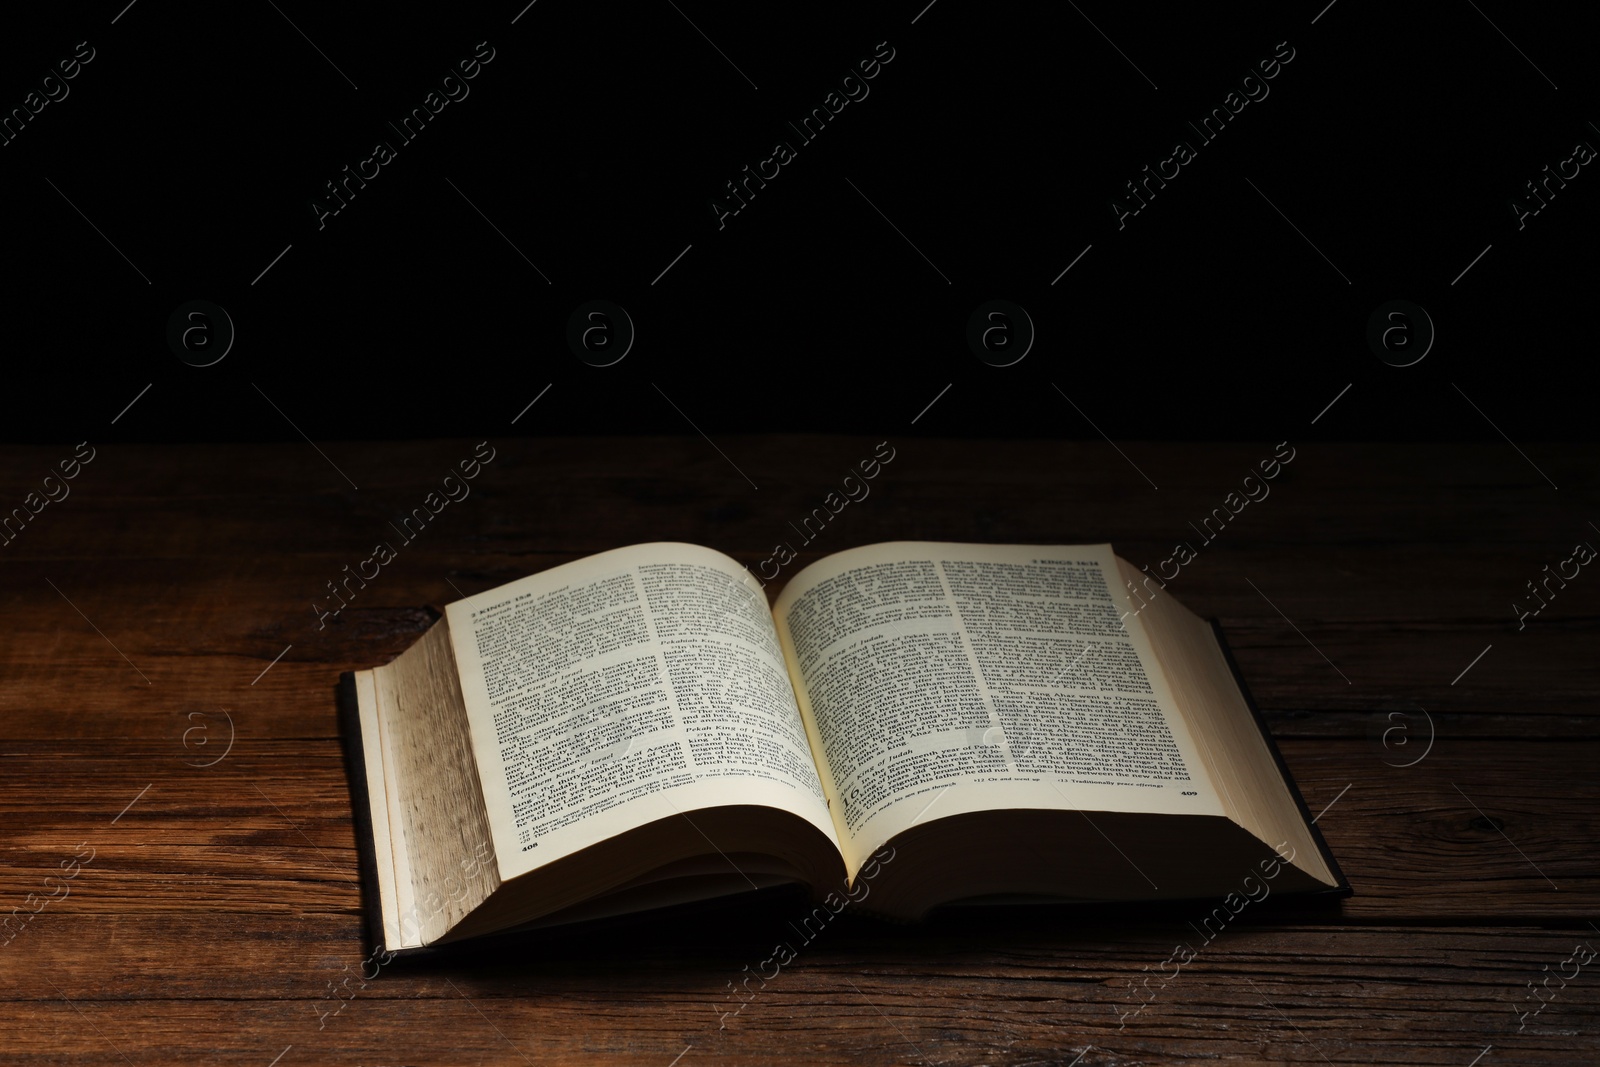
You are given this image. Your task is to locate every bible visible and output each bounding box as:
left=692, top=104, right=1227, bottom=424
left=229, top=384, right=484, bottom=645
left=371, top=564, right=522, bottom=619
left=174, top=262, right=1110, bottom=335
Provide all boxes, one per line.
left=339, top=541, right=1348, bottom=953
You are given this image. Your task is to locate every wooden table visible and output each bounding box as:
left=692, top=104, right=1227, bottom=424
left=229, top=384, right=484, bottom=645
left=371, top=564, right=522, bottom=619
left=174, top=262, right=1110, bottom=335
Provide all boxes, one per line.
left=3, top=436, right=1595, bottom=1065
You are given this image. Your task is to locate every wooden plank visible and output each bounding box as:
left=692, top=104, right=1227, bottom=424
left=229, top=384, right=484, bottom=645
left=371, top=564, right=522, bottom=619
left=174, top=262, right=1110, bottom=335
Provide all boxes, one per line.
left=0, top=923, right=1593, bottom=1064
left=0, top=740, right=1591, bottom=920
left=1, top=536, right=1596, bottom=728
left=3, top=441, right=1595, bottom=731
left=2, top=441, right=1595, bottom=564
left=2, top=625, right=1595, bottom=734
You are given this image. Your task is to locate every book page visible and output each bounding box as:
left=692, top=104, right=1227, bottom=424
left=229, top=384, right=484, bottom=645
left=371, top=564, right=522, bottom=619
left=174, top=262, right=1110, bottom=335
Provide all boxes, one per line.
left=446, top=543, right=837, bottom=883
left=772, top=542, right=1224, bottom=878
left=364, top=621, right=500, bottom=947
left=350, top=669, right=405, bottom=949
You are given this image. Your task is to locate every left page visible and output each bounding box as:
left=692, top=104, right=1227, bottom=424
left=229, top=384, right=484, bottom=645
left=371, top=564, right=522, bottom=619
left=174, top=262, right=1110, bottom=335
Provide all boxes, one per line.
left=446, top=543, right=837, bottom=883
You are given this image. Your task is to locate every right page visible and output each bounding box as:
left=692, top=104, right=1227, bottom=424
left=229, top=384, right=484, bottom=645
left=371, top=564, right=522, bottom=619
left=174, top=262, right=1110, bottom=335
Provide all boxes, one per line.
left=773, top=542, right=1225, bottom=880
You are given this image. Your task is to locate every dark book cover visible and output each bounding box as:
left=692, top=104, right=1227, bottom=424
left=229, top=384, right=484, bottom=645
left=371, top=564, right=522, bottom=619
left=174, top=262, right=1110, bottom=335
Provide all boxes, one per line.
left=335, top=670, right=401, bottom=957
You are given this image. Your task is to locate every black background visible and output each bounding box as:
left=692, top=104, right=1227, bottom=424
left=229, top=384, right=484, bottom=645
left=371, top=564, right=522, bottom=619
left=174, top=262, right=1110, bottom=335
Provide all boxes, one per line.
left=2, top=2, right=1593, bottom=443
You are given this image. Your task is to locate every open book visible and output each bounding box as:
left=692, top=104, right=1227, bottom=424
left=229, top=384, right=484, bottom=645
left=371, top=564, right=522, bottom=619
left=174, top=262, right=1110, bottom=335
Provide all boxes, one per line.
left=339, top=542, right=1347, bottom=953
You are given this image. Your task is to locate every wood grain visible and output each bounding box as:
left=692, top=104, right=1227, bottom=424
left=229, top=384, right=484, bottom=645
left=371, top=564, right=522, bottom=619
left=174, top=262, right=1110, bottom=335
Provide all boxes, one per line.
left=1, top=438, right=1596, bottom=1064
